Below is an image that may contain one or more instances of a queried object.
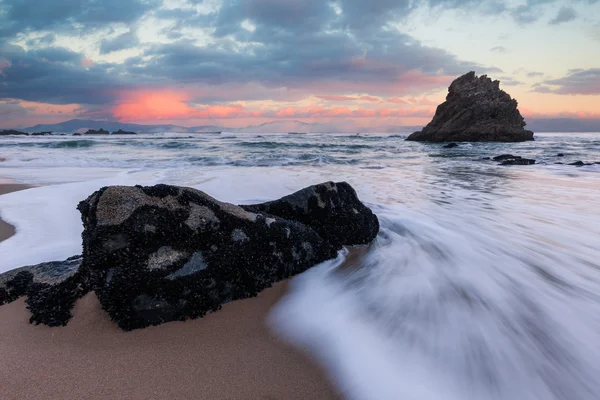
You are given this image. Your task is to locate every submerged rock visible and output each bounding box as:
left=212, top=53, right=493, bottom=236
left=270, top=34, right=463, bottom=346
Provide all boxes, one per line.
left=501, top=158, right=535, bottom=165
left=493, top=154, right=521, bottom=161
left=407, top=72, right=534, bottom=142
left=569, top=161, right=585, bottom=166
left=443, top=143, right=459, bottom=148
left=15, top=182, right=377, bottom=330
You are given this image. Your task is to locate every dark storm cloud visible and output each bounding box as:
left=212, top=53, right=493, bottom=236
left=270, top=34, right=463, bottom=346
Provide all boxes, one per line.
left=0, top=0, right=515, bottom=108
left=0, top=0, right=158, bottom=38
left=0, top=43, right=137, bottom=104
left=535, top=69, right=600, bottom=95
left=99, top=31, right=140, bottom=54
left=549, top=6, right=577, bottom=24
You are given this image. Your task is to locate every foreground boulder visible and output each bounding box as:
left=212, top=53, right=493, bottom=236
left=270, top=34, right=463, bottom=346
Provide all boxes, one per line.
left=18, top=182, right=378, bottom=331
left=407, top=72, right=534, bottom=142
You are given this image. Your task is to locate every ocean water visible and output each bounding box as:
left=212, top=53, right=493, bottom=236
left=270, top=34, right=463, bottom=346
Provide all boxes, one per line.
left=1, top=132, right=600, bottom=399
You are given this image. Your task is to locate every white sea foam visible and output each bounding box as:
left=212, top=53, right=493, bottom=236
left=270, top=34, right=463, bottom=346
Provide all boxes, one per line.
left=270, top=204, right=600, bottom=400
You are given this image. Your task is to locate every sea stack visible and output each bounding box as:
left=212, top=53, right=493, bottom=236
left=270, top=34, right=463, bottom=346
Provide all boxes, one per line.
left=407, top=72, right=534, bottom=142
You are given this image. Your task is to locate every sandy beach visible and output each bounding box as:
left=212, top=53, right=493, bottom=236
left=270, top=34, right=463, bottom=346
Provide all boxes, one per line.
left=0, top=282, right=339, bottom=400
left=0, top=182, right=339, bottom=400
left=0, top=183, right=32, bottom=243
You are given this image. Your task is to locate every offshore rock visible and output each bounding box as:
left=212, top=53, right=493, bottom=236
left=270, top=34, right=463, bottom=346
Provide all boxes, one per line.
left=0, top=129, right=28, bottom=136
left=407, top=72, right=534, bottom=142
left=112, top=129, right=137, bottom=135
left=63, top=182, right=377, bottom=330
left=442, top=143, right=459, bottom=148
left=83, top=128, right=109, bottom=135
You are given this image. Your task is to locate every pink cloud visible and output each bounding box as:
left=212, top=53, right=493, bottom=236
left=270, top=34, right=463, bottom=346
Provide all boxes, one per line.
left=316, top=95, right=356, bottom=101
left=81, top=58, right=94, bottom=67
left=360, top=96, right=381, bottom=102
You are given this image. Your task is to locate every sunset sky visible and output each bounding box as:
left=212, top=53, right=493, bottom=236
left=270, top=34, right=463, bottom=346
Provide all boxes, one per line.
left=1, top=0, right=599, bottom=129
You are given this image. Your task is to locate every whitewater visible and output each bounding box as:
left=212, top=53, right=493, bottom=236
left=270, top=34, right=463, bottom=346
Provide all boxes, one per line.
left=1, top=132, right=600, bottom=400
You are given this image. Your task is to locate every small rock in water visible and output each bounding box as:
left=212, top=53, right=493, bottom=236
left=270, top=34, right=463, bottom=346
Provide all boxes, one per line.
left=500, top=158, right=535, bottom=166
left=493, top=154, right=522, bottom=161
left=569, top=161, right=585, bottom=166
left=557, top=153, right=565, bottom=157
left=442, top=143, right=459, bottom=148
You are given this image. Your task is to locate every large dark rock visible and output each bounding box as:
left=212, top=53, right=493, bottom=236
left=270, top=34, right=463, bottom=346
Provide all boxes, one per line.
left=31, top=131, right=52, bottom=136
left=242, top=182, right=378, bottom=248
left=407, top=72, right=534, bottom=142
left=64, top=182, right=377, bottom=330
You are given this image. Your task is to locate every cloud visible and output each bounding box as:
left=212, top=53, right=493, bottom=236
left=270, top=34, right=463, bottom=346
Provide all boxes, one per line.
left=536, top=68, right=600, bottom=95
left=549, top=6, right=577, bottom=24
left=490, top=46, right=507, bottom=53
left=508, top=0, right=592, bottom=24
left=317, top=95, right=356, bottom=101
left=0, top=0, right=158, bottom=38
left=2, top=0, right=569, bottom=126
left=526, top=71, right=544, bottom=78
left=99, top=30, right=140, bottom=54
left=0, top=43, right=136, bottom=104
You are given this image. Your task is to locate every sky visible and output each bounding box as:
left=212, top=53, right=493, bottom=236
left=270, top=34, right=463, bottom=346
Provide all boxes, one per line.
left=0, top=0, right=599, bottom=129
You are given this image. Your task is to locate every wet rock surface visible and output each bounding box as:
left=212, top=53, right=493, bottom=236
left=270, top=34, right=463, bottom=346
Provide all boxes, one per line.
left=489, top=154, right=536, bottom=165
left=242, top=181, right=379, bottom=248
left=12, top=182, right=378, bottom=331
left=501, top=158, right=535, bottom=165
left=407, top=72, right=534, bottom=142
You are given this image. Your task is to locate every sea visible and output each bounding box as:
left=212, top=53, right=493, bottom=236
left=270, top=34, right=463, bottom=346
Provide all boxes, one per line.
left=1, top=131, right=599, bottom=400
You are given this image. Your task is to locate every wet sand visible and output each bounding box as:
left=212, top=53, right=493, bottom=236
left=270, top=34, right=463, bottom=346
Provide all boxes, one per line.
left=0, top=282, right=339, bottom=400
left=0, top=183, right=32, bottom=243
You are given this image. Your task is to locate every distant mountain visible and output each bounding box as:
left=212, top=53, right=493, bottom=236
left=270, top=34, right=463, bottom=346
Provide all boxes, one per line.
left=526, top=118, right=600, bottom=133
left=9, top=117, right=599, bottom=134
left=21, top=119, right=195, bottom=133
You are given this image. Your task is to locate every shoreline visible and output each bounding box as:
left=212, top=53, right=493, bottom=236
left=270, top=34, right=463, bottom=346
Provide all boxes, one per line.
left=0, top=183, right=33, bottom=243
left=0, top=180, right=346, bottom=399
left=0, top=281, right=340, bottom=399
